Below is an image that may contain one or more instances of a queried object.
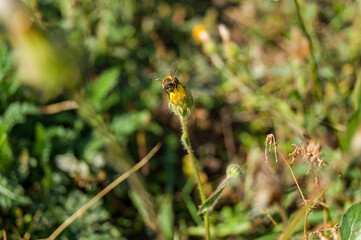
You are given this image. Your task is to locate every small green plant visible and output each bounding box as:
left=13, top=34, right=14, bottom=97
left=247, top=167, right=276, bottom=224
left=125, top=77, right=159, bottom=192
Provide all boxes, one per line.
left=155, top=63, right=242, bottom=239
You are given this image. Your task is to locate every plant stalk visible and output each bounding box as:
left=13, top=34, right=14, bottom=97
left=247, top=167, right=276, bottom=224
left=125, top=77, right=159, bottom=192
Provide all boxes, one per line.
left=293, top=0, right=321, bottom=99
left=180, top=115, right=210, bottom=240
left=275, top=146, right=306, bottom=203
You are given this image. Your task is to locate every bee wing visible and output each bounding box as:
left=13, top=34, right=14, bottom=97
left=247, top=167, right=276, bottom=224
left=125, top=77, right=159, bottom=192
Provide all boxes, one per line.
left=149, top=72, right=162, bottom=81
left=170, top=61, right=179, bottom=79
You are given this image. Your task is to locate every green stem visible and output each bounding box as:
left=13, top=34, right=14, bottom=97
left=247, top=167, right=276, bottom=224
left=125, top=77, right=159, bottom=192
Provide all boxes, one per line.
left=180, top=115, right=210, bottom=240
left=293, top=0, right=321, bottom=99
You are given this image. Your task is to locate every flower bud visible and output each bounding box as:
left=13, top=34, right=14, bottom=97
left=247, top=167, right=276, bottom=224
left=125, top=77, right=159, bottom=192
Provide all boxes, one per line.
left=168, top=84, right=193, bottom=117
left=226, top=164, right=242, bottom=179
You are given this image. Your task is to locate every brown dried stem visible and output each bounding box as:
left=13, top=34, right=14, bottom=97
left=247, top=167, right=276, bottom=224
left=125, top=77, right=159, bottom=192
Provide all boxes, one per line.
left=40, top=100, right=78, bottom=114
left=47, top=143, right=161, bottom=240
left=265, top=134, right=305, bottom=202
left=275, top=146, right=306, bottom=202
left=264, top=209, right=293, bottom=240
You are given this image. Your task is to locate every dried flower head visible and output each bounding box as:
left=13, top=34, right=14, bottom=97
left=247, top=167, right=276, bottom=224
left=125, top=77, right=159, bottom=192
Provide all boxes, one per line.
left=265, top=134, right=278, bottom=163
left=307, top=224, right=339, bottom=240
left=289, top=139, right=327, bottom=176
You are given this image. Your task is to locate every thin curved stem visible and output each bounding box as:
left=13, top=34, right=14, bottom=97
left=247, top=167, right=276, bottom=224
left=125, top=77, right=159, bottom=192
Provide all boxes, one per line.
left=275, top=146, right=306, bottom=202
left=180, top=116, right=210, bottom=240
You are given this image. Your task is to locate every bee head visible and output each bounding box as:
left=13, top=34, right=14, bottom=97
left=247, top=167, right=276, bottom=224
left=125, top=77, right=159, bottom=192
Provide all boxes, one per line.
left=163, top=78, right=172, bottom=85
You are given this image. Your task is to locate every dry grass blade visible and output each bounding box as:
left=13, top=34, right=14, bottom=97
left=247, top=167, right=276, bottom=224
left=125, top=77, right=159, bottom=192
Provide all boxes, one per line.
left=1, top=230, right=6, bottom=240
left=264, top=209, right=293, bottom=240
left=47, top=143, right=161, bottom=240
left=40, top=101, right=78, bottom=114
left=23, top=210, right=42, bottom=240
left=278, top=185, right=329, bottom=240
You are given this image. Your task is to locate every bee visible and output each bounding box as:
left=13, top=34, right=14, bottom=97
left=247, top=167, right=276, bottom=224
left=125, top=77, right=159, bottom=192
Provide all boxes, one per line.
left=150, top=62, right=193, bottom=110
left=149, top=62, right=183, bottom=97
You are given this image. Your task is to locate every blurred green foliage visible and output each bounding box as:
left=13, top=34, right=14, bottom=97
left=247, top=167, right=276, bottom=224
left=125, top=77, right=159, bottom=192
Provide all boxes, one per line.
left=0, top=0, right=360, bottom=239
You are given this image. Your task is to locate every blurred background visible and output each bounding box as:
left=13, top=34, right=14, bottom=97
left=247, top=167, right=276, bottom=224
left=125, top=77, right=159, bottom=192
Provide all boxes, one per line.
left=0, top=0, right=360, bottom=239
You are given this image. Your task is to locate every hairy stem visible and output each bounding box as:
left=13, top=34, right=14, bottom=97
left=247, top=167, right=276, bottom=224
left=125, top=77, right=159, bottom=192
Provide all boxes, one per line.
left=180, top=116, right=210, bottom=240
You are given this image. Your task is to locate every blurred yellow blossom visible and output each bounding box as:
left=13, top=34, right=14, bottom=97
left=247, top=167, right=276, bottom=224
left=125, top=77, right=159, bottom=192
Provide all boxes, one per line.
left=192, top=24, right=211, bottom=44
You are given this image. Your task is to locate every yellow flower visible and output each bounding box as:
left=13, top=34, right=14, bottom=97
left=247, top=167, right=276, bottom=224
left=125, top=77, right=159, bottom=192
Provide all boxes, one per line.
left=168, top=83, right=193, bottom=117
left=192, top=24, right=210, bottom=44
left=169, top=83, right=187, bottom=107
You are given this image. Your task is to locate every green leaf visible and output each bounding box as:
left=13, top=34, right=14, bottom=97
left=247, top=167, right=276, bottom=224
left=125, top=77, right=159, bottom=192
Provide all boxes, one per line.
left=0, top=102, right=39, bottom=132
left=0, top=174, right=31, bottom=209
left=89, top=67, right=120, bottom=111
left=111, top=110, right=151, bottom=137
left=33, top=123, right=49, bottom=164
left=342, top=69, right=361, bottom=150
left=0, top=42, right=13, bottom=82
left=0, top=102, right=38, bottom=169
left=351, top=69, right=361, bottom=110
left=0, top=132, right=13, bottom=170
left=341, top=108, right=361, bottom=150
left=198, top=184, right=227, bottom=215
left=340, top=202, right=361, bottom=240
left=158, top=194, right=174, bottom=239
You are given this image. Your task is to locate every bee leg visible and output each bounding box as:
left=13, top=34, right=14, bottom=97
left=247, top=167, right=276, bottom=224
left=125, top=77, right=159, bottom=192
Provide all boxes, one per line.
left=174, top=77, right=180, bottom=84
